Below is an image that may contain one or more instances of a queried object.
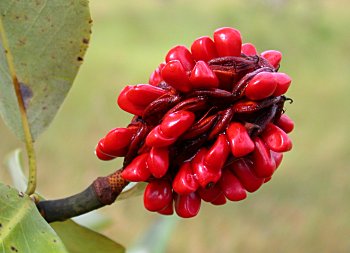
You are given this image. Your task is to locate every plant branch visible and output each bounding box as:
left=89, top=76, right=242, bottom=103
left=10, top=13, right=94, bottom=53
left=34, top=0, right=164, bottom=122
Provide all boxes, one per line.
left=0, top=18, right=37, bottom=195
left=37, top=169, right=129, bottom=223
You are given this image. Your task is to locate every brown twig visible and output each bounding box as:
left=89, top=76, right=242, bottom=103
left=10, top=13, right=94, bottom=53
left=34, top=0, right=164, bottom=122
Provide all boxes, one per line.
left=37, top=169, right=128, bottom=223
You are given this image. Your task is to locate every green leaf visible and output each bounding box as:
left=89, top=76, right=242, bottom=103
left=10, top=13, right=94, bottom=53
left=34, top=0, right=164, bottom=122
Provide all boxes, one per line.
left=117, top=182, right=147, bottom=201
left=0, top=0, right=91, bottom=141
left=51, top=220, right=125, bottom=253
left=0, top=183, right=68, bottom=253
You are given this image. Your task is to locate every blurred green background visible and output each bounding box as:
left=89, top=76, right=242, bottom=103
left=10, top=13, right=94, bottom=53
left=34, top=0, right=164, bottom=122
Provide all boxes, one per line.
left=1, top=0, right=350, bottom=252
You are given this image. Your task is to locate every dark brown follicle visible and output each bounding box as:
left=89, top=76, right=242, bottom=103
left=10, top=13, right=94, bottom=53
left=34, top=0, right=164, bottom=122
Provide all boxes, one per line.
left=93, top=170, right=129, bottom=205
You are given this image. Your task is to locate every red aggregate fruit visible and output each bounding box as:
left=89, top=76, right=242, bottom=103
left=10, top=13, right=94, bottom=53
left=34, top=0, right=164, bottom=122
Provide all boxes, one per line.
left=213, top=27, right=242, bottom=57
left=261, top=50, right=282, bottom=69
left=191, top=36, right=218, bottom=62
left=144, top=180, right=173, bottom=212
left=96, top=26, right=294, bottom=218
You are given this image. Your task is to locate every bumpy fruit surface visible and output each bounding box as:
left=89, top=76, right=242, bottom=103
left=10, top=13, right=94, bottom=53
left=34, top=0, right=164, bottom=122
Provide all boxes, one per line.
left=96, top=27, right=294, bottom=218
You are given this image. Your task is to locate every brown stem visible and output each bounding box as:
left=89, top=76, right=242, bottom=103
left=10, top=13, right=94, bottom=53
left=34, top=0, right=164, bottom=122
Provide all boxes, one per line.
left=37, top=169, right=128, bottom=223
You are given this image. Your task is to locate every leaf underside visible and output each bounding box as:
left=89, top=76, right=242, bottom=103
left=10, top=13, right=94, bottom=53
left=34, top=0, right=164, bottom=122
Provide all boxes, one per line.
left=0, top=183, right=68, bottom=253
left=51, top=220, right=125, bottom=253
left=0, top=0, right=92, bottom=141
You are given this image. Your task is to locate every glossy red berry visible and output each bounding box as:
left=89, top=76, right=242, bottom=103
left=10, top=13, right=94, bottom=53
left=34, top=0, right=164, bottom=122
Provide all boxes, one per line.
left=175, top=192, right=201, bottom=218
left=245, top=72, right=277, bottom=100
left=189, top=61, right=219, bottom=89
left=160, top=110, right=195, bottom=138
left=261, top=50, right=282, bottom=68
left=230, top=158, right=264, bottom=193
left=173, top=162, right=199, bottom=195
left=251, top=138, right=276, bottom=178
left=149, top=63, right=165, bottom=86
left=161, top=60, right=191, bottom=93
left=144, top=180, right=173, bottom=212
left=226, top=122, right=255, bottom=157
left=197, top=184, right=222, bottom=203
left=213, top=27, right=242, bottom=57
left=219, top=169, right=247, bottom=201
left=165, top=45, right=195, bottom=71
left=146, top=125, right=177, bottom=147
left=273, top=73, right=292, bottom=96
left=147, top=147, right=169, bottom=178
left=276, top=114, right=294, bottom=133
left=121, top=153, right=150, bottom=182
left=241, top=43, right=257, bottom=56
left=191, top=36, right=218, bottom=62
left=261, top=123, right=293, bottom=152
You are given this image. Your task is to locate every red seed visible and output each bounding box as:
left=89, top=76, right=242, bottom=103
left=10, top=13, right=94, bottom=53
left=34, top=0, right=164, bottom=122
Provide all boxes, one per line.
left=147, top=147, right=169, bottom=178
left=276, top=114, right=294, bottom=133
left=101, top=128, right=135, bottom=157
left=226, top=122, right=255, bottom=157
left=160, top=110, right=195, bottom=138
left=192, top=148, right=222, bottom=188
left=197, top=184, right=222, bottom=202
left=273, top=73, right=292, bottom=96
left=121, top=153, right=150, bottom=182
left=214, top=27, right=242, bottom=57
left=175, top=192, right=201, bottom=218
left=144, top=180, right=173, bottom=212
left=189, top=61, right=219, bottom=89
left=241, top=43, right=257, bottom=56
left=191, top=36, right=218, bottom=62
left=149, top=63, right=165, bottom=86
left=95, top=143, right=116, bottom=161
left=251, top=137, right=276, bottom=178
left=145, top=125, right=177, bottom=147
left=261, top=50, right=282, bottom=68
left=158, top=202, right=174, bottom=215
left=204, top=134, right=230, bottom=170
left=230, top=158, right=264, bottom=193
left=261, top=123, right=293, bottom=152
left=210, top=193, right=227, bottom=205
left=271, top=151, right=283, bottom=169
left=245, top=72, right=277, bottom=100
left=165, top=45, right=195, bottom=71
left=219, top=169, right=247, bottom=201
left=126, top=84, right=167, bottom=107
left=117, top=86, right=146, bottom=116
left=161, top=60, right=191, bottom=93
left=173, top=162, right=199, bottom=195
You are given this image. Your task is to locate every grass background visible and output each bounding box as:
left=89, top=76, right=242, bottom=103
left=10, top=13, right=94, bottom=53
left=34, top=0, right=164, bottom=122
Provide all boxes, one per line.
left=1, top=0, right=350, bottom=252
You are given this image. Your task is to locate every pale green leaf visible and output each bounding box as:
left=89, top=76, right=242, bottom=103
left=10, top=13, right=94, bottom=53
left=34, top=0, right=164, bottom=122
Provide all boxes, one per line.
left=0, top=183, right=68, bottom=253
left=4, top=149, right=27, bottom=192
left=51, top=220, right=125, bottom=253
left=0, top=0, right=91, bottom=141
left=117, top=182, right=147, bottom=201
left=128, top=216, right=178, bottom=253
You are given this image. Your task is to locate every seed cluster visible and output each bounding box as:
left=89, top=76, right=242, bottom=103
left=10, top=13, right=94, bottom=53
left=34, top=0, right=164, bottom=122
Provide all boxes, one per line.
left=96, top=27, right=294, bottom=218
